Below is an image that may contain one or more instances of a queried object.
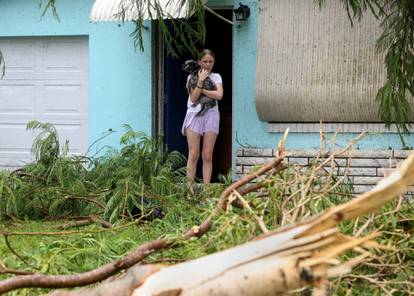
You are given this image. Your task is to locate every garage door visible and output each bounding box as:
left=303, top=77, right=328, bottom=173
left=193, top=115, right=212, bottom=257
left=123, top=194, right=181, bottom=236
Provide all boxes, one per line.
left=0, top=36, right=88, bottom=169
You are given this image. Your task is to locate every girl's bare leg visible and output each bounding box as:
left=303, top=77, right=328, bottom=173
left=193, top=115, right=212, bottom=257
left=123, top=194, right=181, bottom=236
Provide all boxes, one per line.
left=202, top=131, right=218, bottom=183
left=186, top=128, right=201, bottom=193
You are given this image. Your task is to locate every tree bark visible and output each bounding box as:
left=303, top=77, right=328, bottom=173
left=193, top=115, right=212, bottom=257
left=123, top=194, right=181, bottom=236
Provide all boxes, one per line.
left=42, top=150, right=414, bottom=296
left=0, top=136, right=288, bottom=295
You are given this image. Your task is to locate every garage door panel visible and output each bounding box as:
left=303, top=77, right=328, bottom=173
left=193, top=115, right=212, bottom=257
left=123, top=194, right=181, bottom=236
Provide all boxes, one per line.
left=0, top=36, right=89, bottom=168
left=41, top=37, right=88, bottom=80
left=0, top=84, right=36, bottom=116
left=0, top=39, right=39, bottom=80
left=0, top=155, right=31, bottom=169
left=0, top=37, right=88, bottom=80
left=0, top=121, right=87, bottom=156
left=0, top=123, right=35, bottom=151
left=42, top=82, right=87, bottom=118
left=0, top=80, right=88, bottom=119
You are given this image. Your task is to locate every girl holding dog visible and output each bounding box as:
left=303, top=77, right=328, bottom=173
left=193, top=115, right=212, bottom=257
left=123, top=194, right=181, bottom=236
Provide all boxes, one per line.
left=181, top=49, right=223, bottom=192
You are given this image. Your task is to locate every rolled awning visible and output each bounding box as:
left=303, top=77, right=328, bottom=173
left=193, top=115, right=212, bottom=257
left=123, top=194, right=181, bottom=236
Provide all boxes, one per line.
left=255, top=0, right=390, bottom=123
left=90, top=0, right=205, bottom=21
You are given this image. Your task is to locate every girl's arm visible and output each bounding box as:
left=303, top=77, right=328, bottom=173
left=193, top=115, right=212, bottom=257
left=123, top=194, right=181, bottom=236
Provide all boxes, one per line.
left=189, top=69, right=210, bottom=103
left=189, top=82, right=203, bottom=103
left=201, top=83, right=223, bottom=100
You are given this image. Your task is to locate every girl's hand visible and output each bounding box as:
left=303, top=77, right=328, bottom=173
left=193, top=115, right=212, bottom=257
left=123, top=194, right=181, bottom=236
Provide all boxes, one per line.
left=198, top=69, right=210, bottom=82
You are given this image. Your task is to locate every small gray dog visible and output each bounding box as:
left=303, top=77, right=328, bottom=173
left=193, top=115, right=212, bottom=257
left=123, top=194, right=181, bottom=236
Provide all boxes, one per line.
left=182, top=59, right=217, bottom=116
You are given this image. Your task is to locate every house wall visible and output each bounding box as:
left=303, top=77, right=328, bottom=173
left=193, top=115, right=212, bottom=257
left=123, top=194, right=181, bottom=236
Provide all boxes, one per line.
left=208, top=0, right=413, bottom=193
left=2, top=0, right=412, bottom=179
left=0, top=0, right=152, bottom=152
left=228, top=0, right=414, bottom=154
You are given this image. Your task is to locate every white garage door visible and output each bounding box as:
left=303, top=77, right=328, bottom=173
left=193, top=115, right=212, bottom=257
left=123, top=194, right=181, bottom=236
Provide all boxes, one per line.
left=0, top=36, right=88, bottom=169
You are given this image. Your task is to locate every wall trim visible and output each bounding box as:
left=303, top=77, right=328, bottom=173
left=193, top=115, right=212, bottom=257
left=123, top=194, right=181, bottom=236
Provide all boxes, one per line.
left=268, top=123, right=414, bottom=133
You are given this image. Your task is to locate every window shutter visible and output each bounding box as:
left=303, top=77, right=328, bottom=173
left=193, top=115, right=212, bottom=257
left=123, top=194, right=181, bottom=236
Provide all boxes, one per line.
left=255, top=0, right=389, bottom=122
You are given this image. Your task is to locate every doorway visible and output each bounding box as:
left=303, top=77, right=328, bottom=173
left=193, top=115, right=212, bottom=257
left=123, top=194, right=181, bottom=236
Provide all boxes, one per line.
left=159, top=9, right=233, bottom=182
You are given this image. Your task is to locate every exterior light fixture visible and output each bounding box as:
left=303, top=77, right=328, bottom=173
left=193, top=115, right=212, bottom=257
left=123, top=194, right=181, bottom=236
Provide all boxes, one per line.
left=233, top=3, right=250, bottom=21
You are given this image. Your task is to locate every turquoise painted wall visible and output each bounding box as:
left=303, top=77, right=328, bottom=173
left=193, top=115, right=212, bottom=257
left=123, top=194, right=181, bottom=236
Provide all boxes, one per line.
left=2, top=0, right=412, bottom=160
left=229, top=0, right=414, bottom=163
left=0, top=0, right=152, bottom=152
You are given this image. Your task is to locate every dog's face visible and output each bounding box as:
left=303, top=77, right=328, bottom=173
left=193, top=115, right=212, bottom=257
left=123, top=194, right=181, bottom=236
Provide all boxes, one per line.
left=182, top=60, right=200, bottom=73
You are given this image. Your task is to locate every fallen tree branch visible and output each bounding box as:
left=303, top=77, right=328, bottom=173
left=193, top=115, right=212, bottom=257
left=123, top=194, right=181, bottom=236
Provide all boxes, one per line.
left=0, top=262, right=35, bottom=276
left=3, top=235, right=30, bottom=266
left=3, top=131, right=411, bottom=296
left=0, top=219, right=140, bottom=237
left=42, top=149, right=414, bottom=296
left=0, top=131, right=289, bottom=295
left=130, top=151, right=414, bottom=295
left=233, top=189, right=269, bottom=233
left=56, top=216, right=112, bottom=229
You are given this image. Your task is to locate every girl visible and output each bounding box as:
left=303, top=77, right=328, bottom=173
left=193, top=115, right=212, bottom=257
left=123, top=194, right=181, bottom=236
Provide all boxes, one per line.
left=181, top=49, right=223, bottom=192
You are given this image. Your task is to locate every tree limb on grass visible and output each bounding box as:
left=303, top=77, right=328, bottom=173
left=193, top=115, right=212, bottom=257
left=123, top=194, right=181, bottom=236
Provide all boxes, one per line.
left=56, top=216, right=112, bottom=229
left=40, top=147, right=414, bottom=296
left=0, top=132, right=288, bottom=295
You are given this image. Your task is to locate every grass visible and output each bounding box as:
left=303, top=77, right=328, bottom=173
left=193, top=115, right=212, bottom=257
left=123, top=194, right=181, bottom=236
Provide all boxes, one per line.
left=0, top=124, right=412, bottom=295
left=1, top=179, right=413, bottom=295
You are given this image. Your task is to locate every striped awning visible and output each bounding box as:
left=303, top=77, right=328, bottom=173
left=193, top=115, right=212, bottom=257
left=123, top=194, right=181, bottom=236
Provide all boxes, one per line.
left=90, top=0, right=204, bottom=21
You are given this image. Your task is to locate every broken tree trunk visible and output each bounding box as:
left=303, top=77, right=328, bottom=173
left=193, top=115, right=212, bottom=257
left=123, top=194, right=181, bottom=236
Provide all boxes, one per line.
left=46, top=150, right=414, bottom=296
left=0, top=135, right=288, bottom=295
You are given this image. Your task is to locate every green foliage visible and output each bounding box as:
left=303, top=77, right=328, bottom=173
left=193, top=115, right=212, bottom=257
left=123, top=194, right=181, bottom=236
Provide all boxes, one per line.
left=332, top=197, right=414, bottom=295
left=87, top=124, right=187, bottom=222
left=0, top=193, right=206, bottom=295
left=217, top=170, right=233, bottom=187
left=0, top=121, right=187, bottom=222
left=376, top=0, right=414, bottom=131
left=27, top=121, right=66, bottom=165
left=317, top=0, right=384, bottom=22
left=317, top=0, right=414, bottom=132
left=0, top=172, right=20, bottom=220
left=129, top=0, right=206, bottom=57
left=40, top=0, right=60, bottom=21
left=1, top=153, right=412, bottom=295
left=39, top=0, right=206, bottom=57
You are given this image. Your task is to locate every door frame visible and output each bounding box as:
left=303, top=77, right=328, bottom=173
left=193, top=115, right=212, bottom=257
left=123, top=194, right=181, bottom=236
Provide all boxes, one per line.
left=151, top=21, right=165, bottom=147
left=152, top=8, right=233, bottom=178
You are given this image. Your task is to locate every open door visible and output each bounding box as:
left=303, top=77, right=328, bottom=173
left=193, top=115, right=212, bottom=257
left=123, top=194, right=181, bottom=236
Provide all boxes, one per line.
left=156, top=9, right=233, bottom=182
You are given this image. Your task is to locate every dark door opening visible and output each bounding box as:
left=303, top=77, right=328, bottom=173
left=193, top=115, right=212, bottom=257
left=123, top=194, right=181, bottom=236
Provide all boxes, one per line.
left=163, top=9, right=233, bottom=182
